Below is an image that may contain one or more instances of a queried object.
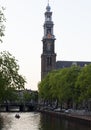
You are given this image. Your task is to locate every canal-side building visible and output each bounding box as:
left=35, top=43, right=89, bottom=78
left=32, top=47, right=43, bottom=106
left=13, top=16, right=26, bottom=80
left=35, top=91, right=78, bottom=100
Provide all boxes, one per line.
left=41, top=3, right=91, bottom=80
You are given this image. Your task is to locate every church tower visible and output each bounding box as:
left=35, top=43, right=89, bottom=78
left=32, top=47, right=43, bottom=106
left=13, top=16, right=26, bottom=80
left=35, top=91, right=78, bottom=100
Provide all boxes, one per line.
left=41, top=3, right=56, bottom=80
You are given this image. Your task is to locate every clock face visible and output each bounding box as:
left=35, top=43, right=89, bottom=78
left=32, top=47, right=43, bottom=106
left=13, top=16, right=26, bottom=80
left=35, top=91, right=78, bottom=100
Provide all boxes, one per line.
left=47, top=43, right=51, bottom=50
left=47, top=33, right=52, bottom=38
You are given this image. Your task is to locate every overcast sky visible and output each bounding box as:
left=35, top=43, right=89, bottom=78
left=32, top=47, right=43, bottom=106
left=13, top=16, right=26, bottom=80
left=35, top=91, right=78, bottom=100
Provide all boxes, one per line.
left=0, top=0, right=91, bottom=90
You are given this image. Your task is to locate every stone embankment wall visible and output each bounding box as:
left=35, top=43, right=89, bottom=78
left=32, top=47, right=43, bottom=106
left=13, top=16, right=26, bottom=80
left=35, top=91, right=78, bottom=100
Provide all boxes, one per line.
left=40, top=110, right=91, bottom=127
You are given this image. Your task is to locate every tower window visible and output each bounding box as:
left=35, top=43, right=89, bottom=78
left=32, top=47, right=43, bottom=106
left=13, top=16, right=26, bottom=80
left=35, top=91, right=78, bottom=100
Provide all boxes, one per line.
left=47, top=57, right=52, bottom=66
left=48, top=16, right=51, bottom=19
left=46, top=15, right=51, bottom=21
left=47, top=16, right=51, bottom=20
left=47, top=28, right=51, bottom=34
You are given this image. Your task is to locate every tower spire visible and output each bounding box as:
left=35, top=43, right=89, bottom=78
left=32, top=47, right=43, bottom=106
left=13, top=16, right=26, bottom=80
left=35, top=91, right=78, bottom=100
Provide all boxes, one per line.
left=46, top=0, right=51, bottom=12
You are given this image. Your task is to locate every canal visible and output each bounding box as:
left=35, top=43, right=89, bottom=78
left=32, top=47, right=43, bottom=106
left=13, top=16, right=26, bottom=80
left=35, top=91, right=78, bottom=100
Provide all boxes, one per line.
left=0, top=112, right=90, bottom=130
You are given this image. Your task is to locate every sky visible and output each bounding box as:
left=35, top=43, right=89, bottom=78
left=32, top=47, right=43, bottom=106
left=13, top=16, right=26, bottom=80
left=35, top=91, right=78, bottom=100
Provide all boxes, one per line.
left=0, top=0, right=91, bottom=90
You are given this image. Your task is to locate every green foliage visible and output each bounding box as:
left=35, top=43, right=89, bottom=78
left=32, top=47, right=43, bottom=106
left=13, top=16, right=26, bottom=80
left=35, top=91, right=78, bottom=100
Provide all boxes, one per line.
left=39, top=64, right=91, bottom=106
left=23, top=90, right=38, bottom=102
left=3, top=87, right=18, bottom=102
left=62, top=66, right=81, bottom=103
left=0, top=7, right=6, bottom=43
left=49, top=70, right=60, bottom=99
left=0, top=51, right=26, bottom=102
left=38, top=73, right=52, bottom=100
left=23, top=91, right=32, bottom=102
left=76, top=64, right=91, bottom=102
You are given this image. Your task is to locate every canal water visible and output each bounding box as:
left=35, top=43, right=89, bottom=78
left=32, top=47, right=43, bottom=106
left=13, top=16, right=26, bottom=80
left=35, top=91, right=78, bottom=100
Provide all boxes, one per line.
left=0, top=112, right=91, bottom=130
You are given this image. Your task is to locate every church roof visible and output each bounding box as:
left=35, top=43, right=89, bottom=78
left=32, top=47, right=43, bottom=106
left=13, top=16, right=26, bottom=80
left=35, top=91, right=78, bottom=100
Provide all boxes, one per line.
left=56, top=60, right=91, bottom=69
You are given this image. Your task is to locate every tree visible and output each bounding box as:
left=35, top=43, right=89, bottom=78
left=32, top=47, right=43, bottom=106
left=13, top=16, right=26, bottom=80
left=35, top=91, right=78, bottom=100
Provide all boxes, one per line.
left=23, top=90, right=32, bottom=102
left=0, top=6, right=6, bottom=43
left=38, top=73, right=54, bottom=106
left=76, top=64, right=91, bottom=103
left=38, top=66, right=81, bottom=108
left=0, top=51, right=26, bottom=102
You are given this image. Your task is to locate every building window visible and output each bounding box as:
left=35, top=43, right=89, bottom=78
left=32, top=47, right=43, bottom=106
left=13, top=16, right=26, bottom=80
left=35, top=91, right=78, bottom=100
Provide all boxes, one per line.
left=47, top=57, right=52, bottom=66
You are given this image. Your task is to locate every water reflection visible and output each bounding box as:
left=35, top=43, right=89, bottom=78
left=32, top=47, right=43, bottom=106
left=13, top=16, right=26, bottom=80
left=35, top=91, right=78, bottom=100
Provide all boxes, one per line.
left=0, top=112, right=40, bottom=130
left=39, top=113, right=91, bottom=130
left=0, top=112, right=91, bottom=130
left=0, top=116, right=4, bottom=129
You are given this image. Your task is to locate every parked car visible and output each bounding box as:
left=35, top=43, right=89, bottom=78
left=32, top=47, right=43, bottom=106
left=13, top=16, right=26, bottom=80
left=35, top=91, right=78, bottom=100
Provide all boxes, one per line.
left=64, top=109, right=73, bottom=113
left=54, top=108, right=61, bottom=112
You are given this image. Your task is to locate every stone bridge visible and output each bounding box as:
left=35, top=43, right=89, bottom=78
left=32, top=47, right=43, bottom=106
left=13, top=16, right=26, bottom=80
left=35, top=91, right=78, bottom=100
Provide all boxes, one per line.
left=0, top=102, right=37, bottom=112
